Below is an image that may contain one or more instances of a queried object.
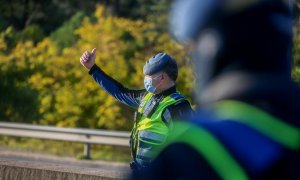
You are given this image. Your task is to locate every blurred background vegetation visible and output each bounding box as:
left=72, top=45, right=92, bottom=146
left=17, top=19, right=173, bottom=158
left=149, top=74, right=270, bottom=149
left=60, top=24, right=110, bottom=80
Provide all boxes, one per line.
left=0, top=0, right=299, bottom=161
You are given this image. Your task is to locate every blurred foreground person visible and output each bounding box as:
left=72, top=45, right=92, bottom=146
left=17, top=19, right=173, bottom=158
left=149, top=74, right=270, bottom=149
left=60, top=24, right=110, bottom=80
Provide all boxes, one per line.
left=80, top=50, right=193, bottom=171
left=133, top=0, right=300, bottom=179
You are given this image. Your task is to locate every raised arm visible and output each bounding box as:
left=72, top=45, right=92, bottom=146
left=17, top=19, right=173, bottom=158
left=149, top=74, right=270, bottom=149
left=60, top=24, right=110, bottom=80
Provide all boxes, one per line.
left=80, top=48, right=146, bottom=109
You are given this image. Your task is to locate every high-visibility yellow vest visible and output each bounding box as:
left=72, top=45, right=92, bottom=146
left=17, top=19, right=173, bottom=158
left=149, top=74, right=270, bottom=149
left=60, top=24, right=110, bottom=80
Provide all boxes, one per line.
left=160, top=100, right=300, bottom=180
left=131, top=92, right=186, bottom=166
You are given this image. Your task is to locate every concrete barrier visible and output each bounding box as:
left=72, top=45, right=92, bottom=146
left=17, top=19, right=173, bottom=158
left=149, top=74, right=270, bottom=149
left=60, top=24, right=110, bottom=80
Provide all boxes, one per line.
left=0, top=159, right=129, bottom=180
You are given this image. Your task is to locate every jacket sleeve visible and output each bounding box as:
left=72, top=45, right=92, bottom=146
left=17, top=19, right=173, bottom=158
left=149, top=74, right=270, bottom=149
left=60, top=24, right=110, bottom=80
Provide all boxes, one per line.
left=89, top=64, right=147, bottom=110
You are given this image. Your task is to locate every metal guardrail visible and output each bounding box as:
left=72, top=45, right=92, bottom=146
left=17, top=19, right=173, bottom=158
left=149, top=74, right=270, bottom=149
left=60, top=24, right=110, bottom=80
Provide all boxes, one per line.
left=0, top=122, right=130, bottom=159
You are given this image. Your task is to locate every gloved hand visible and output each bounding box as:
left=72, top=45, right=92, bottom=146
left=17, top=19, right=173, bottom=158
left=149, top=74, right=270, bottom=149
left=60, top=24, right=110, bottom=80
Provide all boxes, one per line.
left=80, top=48, right=96, bottom=70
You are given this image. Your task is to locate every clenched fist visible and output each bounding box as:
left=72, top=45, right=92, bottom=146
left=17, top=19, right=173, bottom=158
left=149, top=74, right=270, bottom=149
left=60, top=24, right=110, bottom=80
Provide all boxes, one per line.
left=80, top=48, right=96, bottom=70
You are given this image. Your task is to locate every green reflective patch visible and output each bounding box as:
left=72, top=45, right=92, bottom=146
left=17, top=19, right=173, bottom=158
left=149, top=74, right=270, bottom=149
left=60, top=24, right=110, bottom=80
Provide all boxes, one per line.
left=214, top=100, right=300, bottom=150
left=165, top=122, right=248, bottom=180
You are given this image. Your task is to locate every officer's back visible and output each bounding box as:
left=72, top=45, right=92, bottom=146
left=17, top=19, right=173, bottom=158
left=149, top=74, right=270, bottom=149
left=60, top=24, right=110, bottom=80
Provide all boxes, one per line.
left=132, top=0, right=300, bottom=179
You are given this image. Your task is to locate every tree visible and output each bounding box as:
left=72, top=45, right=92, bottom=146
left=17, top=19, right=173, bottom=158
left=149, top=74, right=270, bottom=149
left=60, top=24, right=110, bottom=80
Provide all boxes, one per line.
left=0, top=39, right=41, bottom=123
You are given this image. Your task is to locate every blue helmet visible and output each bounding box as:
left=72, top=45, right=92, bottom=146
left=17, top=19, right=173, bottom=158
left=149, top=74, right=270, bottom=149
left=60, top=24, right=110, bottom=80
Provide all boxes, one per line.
left=170, top=0, right=292, bottom=43
left=169, top=0, right=293, bottom=89
left=143, top=53, right=178, bottom=81
left=169, top=0, right=219, bottom=43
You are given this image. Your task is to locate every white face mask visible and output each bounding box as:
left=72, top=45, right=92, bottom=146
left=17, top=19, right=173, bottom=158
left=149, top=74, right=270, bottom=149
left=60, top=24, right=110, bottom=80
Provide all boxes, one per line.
left=144, top=74, right=162, bottom=93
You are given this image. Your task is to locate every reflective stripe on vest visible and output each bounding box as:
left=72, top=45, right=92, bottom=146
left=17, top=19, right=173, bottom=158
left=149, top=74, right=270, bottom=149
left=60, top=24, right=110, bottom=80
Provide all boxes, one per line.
left=132, top=92, right=186, bottom=165
left=214, top=100, right=300, bottom=150
left=140, top=130, right=167, bottom=144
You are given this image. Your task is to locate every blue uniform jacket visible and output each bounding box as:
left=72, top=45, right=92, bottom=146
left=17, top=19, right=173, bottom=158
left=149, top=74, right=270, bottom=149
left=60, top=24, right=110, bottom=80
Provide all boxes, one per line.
left=88, top=64, right=194, bottom=124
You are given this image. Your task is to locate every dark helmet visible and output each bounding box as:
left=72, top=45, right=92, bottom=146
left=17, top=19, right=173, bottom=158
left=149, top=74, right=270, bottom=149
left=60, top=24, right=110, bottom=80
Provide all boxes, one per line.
left=143, top=53, right=178, bottom=81
left=170, top=0, right=293, bottom=89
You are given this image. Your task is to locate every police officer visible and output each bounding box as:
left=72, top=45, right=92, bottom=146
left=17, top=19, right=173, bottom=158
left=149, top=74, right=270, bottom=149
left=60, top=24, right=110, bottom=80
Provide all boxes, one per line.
left=134, top=0, right=300, bottom=179
left=79, top=50, right=193, bottom=170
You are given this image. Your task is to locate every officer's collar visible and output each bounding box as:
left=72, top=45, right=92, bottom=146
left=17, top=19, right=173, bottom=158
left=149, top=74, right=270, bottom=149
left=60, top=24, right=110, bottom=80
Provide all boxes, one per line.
left=154, top=85, right=176, bottom=98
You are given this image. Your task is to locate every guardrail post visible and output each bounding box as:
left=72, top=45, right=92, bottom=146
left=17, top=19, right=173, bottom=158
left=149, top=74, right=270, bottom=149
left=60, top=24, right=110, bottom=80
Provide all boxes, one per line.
left=84, top=143, right=91, bottom=160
